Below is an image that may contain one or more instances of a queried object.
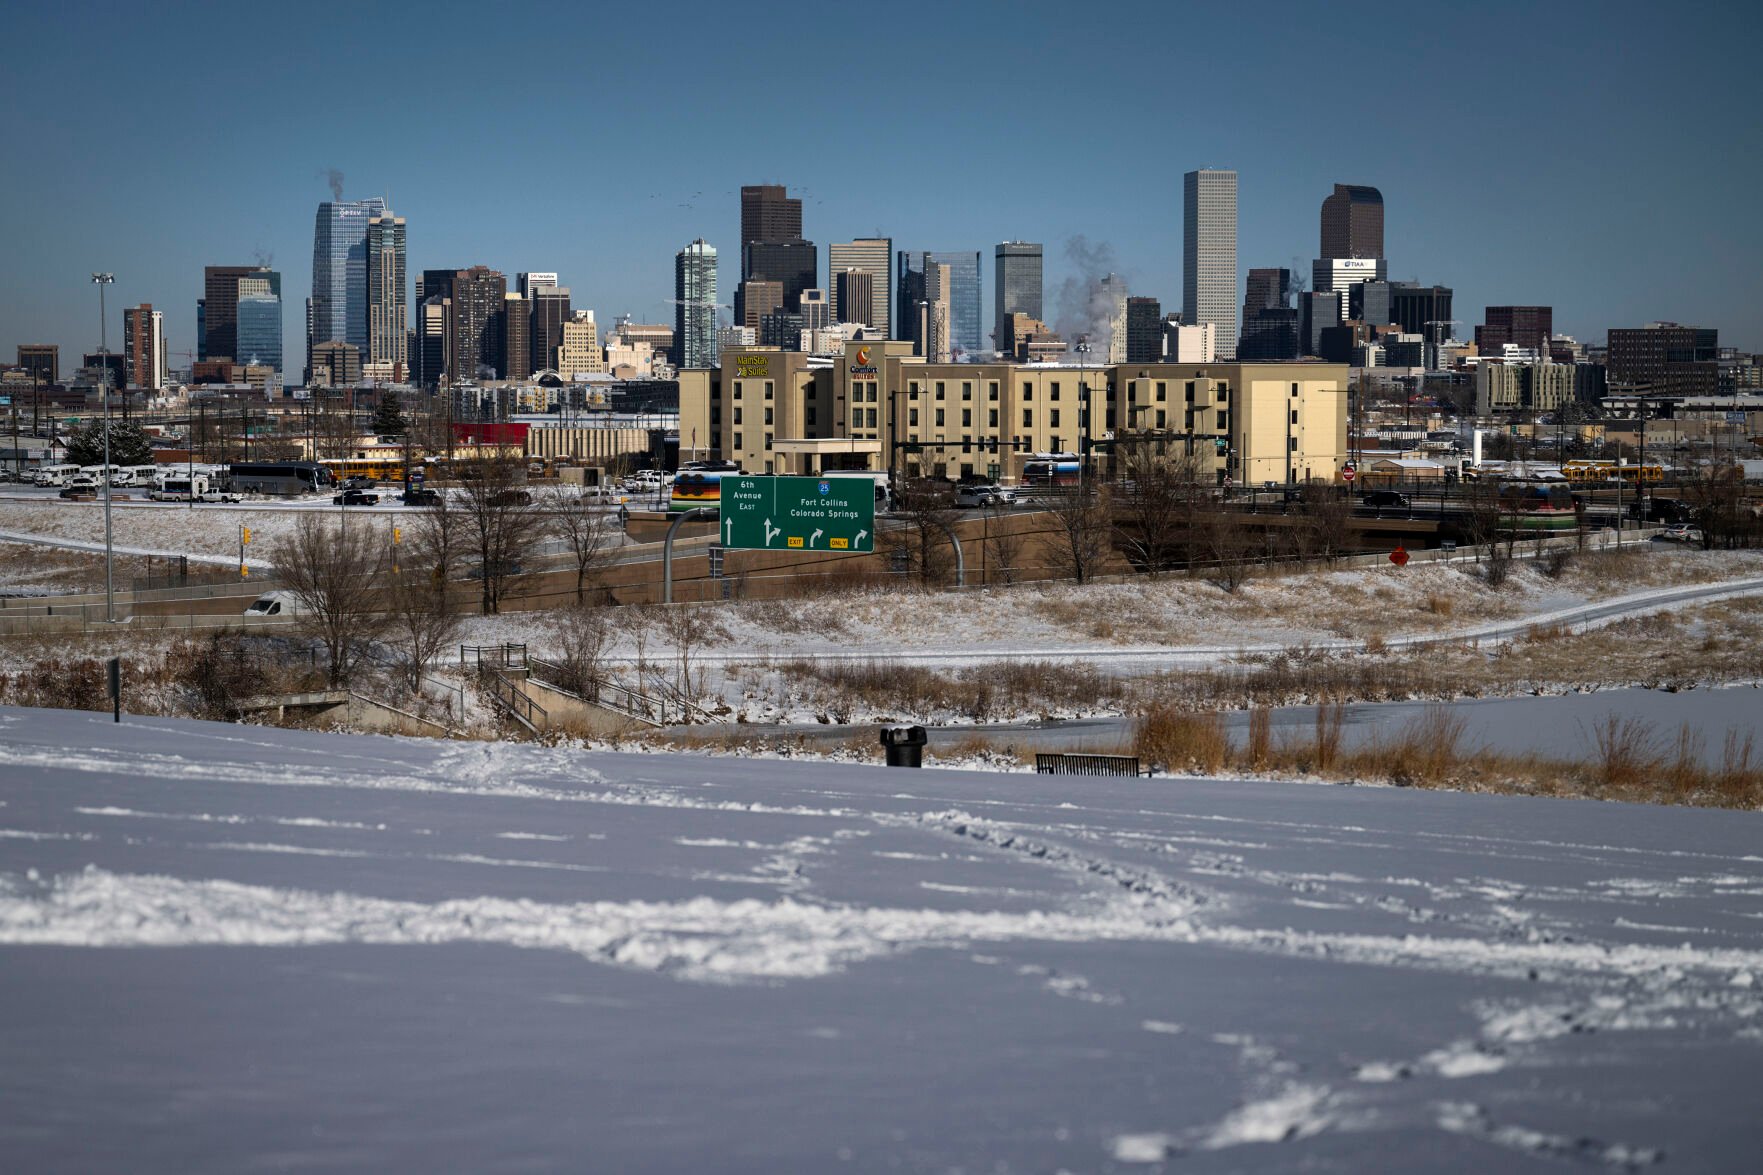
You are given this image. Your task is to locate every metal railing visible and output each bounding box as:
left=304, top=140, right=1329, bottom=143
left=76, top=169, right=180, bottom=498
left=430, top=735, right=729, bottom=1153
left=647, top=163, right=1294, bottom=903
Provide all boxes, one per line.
left=526, top=655, right=714, bottom=726
left=481, top=668, right=546, bottom=733
left=460, top=642, right=528, bottom=671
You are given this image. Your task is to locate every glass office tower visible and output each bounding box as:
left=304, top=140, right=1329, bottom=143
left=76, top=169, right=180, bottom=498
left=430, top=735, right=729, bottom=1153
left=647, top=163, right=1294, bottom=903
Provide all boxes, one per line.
left=235, top=273, right=283, bottom=374
left=311, top=197, right=387, bottom=356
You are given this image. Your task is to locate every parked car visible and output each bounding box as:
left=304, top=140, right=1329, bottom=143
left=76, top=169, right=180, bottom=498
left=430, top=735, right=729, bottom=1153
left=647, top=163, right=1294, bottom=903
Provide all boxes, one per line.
left=198, top=490, right=244, bottom=504
left=399, top=487, right=441, bottom=506
left=954, top=483, right=1017, bottom=508
left=332, top=489, right=380, bottom=506
left=489, top=489, right=532, bottom=506
left=1654, top=524, right=1704, bottom=544
left=1361, top=490, right=1410, bottom=510
left=66, top=474, right=101, bottom=491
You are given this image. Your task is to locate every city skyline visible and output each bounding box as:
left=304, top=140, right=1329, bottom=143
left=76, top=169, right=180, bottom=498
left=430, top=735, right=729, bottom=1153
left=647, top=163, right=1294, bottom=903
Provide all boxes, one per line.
left=3, top=1, right=1760, bottom=374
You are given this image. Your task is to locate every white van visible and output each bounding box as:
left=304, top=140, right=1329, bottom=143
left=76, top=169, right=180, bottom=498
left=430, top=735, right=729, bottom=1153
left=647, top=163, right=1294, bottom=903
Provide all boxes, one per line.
left=151, top=474, right=210, bottom=501
left=32, top=464, right=79, bottom=487
left=243, top=590, right=306, bottom=618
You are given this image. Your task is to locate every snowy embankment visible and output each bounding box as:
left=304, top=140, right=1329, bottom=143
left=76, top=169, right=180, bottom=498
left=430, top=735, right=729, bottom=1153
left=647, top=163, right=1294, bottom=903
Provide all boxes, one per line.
left=2, top=706, right=1760, bottom=1170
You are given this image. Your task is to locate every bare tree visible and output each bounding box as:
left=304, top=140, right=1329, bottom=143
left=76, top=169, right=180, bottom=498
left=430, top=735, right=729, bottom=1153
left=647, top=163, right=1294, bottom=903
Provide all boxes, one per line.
left=982, top=499, right=1024, bottom=585
left=890, top=478, right=959, bottom=587
left=386, top=525, right=464, bottom=694
left=1049, top=482, right=1111, bottom=584
left=548, top=487, right=618, bottom=602
left=1298, top=483, right=1355, bottom=566
left=1684, top=464, right=1757, bottom=550
left=458, top=459, right=543, bottom=614
left=1202, top=509, right=1255, bottom=593
left=273, top=513, right=389, bottom=686
left=548, top=604, right=615, bottom=699
left=1114, top=442, right=1205, bottom=577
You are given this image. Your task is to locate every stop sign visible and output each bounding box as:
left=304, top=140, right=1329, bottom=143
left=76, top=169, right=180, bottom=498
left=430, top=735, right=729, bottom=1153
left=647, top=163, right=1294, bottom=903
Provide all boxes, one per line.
left=1389, top=546, right=1410, bottom=567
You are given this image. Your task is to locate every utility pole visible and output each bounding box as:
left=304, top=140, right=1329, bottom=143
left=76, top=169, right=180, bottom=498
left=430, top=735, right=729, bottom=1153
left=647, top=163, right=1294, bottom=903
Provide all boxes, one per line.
left=92, top=272, right=117, bottom=623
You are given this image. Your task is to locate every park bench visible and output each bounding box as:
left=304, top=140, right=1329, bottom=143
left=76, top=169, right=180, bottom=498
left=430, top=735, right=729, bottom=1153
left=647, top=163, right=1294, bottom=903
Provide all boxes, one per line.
left=1034, top=753, right=1149, bottom=777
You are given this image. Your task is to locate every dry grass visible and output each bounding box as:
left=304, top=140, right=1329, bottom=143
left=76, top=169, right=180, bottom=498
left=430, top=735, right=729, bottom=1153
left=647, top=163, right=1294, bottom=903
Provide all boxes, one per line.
left=778, top=657, right=1127, bottom=724
left=1126, top=698, right=1763, bottom=809
left=1134, top=706, right=1229, bottom=774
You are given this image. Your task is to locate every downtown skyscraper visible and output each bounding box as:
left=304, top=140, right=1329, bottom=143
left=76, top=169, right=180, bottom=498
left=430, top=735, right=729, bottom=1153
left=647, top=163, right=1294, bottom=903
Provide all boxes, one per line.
left=1183, top=169, right=1238, bottom=360
left=674, top=239, right=719, bottom=370
left=993, top=242, right=1042, bottom=357
left=827, top=238, right=892, bottom=335
left=310, top=196, right=387, bottom=362
left=366, top=210, right=407, bottom=373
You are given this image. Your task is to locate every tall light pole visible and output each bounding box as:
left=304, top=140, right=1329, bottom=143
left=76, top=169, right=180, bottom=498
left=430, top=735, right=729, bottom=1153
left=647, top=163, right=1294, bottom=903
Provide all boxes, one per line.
left=92, top=272, right=117, bottom=623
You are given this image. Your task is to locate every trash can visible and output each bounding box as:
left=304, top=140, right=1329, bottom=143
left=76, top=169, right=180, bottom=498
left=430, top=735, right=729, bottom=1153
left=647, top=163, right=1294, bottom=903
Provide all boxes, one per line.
left=880, top=725, right=927, bottom=768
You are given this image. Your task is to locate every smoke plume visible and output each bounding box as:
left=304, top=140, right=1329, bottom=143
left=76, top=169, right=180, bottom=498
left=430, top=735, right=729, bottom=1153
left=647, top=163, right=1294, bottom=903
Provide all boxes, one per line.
left=1052, top=235, right=1123, bottom=355
left=320, top=168, right=345, bottom=201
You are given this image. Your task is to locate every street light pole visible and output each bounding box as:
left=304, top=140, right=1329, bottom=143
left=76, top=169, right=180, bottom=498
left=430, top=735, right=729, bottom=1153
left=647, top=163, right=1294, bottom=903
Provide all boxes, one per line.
left=92, top=272, right=117, bottom=623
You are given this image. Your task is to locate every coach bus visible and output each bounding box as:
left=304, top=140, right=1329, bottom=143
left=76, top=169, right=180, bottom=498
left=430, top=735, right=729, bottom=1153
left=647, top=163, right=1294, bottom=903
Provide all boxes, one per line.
left=227, top=461, right=335, bottom=496
left=668, top=461, right=740, bottom=512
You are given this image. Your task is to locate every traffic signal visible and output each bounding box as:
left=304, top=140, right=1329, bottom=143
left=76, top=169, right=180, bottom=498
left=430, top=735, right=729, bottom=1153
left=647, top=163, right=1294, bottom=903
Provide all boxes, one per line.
left=241, top=526, right=251, bottom=544
left=392, top=527, right=402, bottom=544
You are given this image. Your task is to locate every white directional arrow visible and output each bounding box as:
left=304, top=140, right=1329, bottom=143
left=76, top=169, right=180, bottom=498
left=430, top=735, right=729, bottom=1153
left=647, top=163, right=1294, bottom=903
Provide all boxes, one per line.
left=809, top=528, right=823, bottom=547
left=763, top=519, right=781, bottom=546
left=855, top=528, right=869, bottom=545
left=724, top=518, right=733, bottom=544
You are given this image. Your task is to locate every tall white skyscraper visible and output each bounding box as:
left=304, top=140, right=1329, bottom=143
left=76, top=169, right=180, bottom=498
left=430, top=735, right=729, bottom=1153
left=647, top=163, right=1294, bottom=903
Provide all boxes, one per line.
left=673, top=239, right=718, bottom=369
left=1183, top=169, right=1238, bottom=360
left=827, top=238, right=891, bottom=335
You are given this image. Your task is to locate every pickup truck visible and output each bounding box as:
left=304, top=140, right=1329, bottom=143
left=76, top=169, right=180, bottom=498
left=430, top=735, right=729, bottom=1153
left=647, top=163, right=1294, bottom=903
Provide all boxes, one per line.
left=199, top=490, right=244, bottom=504
left=332, top=489, right=381, bottom=506
left=954, top=483, right=1017, bottom=508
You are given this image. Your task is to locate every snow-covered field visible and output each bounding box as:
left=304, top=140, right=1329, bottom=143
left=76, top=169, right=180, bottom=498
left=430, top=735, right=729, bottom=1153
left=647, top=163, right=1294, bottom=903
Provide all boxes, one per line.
left=3, top=706, right=1761, bottom=1170
left=468, top=547, right=1763, bottom=664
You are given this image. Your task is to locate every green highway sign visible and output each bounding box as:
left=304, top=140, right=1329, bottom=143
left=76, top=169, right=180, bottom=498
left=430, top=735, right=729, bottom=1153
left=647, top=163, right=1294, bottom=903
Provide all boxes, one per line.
left=721, top=475, right=874, bottom=552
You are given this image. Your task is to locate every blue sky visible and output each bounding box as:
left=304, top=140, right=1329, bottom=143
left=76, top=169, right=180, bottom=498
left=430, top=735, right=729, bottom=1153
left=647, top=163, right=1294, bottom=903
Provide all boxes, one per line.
left=4, top=0, right=1760, bottom=374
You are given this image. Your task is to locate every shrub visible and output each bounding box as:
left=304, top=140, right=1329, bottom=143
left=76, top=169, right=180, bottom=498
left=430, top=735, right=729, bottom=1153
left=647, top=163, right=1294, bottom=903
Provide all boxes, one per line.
left=1135, top=705, right=1228, bottom=775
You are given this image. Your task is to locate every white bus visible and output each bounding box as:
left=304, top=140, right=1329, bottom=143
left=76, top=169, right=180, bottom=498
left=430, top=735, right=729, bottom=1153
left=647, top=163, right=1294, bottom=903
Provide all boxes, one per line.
left=31, top=464, right=79, bottom=487
left=150, top=473, right=210, bottom=501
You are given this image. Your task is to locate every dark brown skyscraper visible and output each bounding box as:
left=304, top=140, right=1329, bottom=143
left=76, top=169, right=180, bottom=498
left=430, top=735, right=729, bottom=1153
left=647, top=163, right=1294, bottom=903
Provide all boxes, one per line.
left=444, top=266, right=508, bottom=383
left=1476, top=306, right=1554, bottom=354
left=1320, top=184, right=1384, bottom=260
left=17, top=344, right=58, bottom=384
left=201, top=265, right=264, bottom=361
left=530, top=286, right=571, bottom=373
left=1607, top=323, right=1719, bottom=396
left=1124, top=297, right=1164, bottom=363
left=741, top=184, right=802, bottom=250
left=502, top=295, right=531, bottom=381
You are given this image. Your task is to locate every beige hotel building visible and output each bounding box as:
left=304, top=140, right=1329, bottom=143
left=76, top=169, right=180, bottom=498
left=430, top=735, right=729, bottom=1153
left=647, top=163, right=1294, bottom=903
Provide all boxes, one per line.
left=678, top=341, right=1348, bottom=488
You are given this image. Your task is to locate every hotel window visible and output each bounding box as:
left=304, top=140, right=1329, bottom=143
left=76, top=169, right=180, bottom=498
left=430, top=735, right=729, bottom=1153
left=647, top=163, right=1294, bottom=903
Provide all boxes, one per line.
left=765, top=432, right=773, bottom=448
left=765, top=381, right=774, bottom=400
left=1050, top=382, right=1060, bottom=401
left=988, top=381, right=999, bottom=401
left=865, top=408, right=876, bottom=428
left=765, top=407, right=773, bottom=425
left=936, top=409, right=945, bottom=427
left=1156, top=381, right=1167, bottom=402
left=962, top=408, right=971, bottom=427
left=1050, top=409, right=1061, bottom=427
left=909, top=381, right=920, bottom=399
left=1022, top=408, right=1032, bottom=427
left=733, top=406, right=742, bottom=424
left=1020, top=381, right=1031, bottom=397
left=1185, top=381, right=1195, bottom=403
left=910, top=408, right=919, bottom=427
left=988, top=408, right=998, bottom=427
left=805, top=405, right=816, bottom=426
left=733, top=383, right=743, bottom=400
left=962, top=382, right=972, bottom=400
left=733, top=432, right=743, bottom=449
left=1156, top=410, right=1166, bottom=428
left=936, top=381, right=946, bottom=400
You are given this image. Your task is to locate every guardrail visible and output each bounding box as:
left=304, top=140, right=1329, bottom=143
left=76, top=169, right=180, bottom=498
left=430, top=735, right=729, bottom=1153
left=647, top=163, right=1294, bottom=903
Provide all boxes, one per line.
left=481, top=668, right=546, bottom=733
left=460, top=642, right=528, bottom=671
